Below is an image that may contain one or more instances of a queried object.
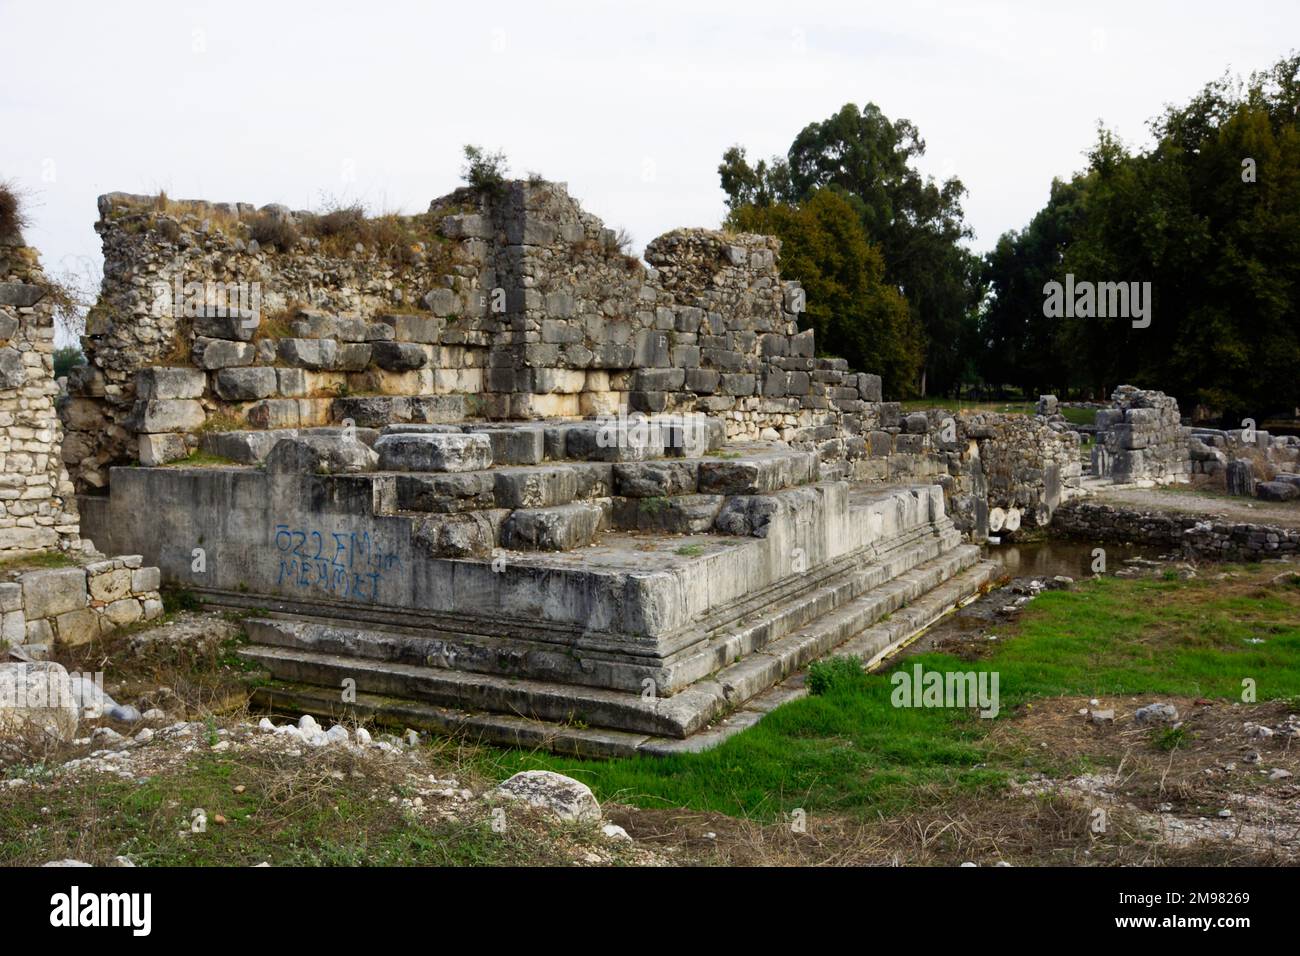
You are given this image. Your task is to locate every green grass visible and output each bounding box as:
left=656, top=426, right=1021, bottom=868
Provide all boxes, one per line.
left=477, top=568, right=1300, bottom=821
left=165, top=451, right=240, bottom=467
left=0, top=752, right=590, bottom=867
left=0, top=549, right=78, bottom=572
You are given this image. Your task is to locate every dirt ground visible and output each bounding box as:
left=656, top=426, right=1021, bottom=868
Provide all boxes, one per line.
left=1095, top=483, right=1300, bottom=529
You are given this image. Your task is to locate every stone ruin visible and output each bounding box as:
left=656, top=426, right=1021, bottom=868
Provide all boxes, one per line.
left=0, top=222, right=80, bottom=557
left=1083, top=384, right=1300, bottom=501
left=1090, top=385, right=1191, bottom=485
left=42, top=178, right=1089, bottom=752
left=1, top=219, right=165, bottom=658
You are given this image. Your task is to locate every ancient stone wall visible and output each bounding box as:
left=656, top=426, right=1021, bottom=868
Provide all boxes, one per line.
left=1054, top=499, right=1300, bottom=561
left=1091, top=385, right=1190, bottom=484
left=62, top=181, right=883, bottom=489
left=0, top=225, right=80, bottom=556
left=2, top=556, right=162, bottom=652
left=62, top=179, right=1080, bottom=541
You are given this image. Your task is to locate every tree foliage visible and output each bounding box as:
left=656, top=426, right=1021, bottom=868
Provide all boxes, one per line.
left=728, top=190, right=923, bottom=398
left=980, top=53, right=1300, bottom=419
left=720, top=103, right=981, bottom=396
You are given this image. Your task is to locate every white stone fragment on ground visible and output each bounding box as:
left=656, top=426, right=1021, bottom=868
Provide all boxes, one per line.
left=143, top=708, right=166, bottom=721
left=494, top=770, right=602, bottom=825
left=0, top=662, right=80, bottom=742
left=1134, top=702, right=1179, bottom=725
left=354, top=727, right=372, bottom=746
left=325, top=724, right=350, bottom=744
left=601, top=823, right=631, bottom=842
left=42, top=859, right=92, bottom=867
left=298, top=714, right=319, bottom=732
left=258, top=717, right=275, bottom=732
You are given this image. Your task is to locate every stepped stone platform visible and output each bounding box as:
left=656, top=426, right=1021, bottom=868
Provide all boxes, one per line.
left=80, top=415, right=997, bottom=754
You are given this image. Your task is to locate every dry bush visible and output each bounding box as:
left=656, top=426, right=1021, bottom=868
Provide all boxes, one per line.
left=0, top=180, right=28, bottom=240
left=249, top=211, right=300, bottom=251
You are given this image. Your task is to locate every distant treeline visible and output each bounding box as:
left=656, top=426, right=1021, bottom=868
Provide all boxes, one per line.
left=719, top=52, right=1300, bottom=421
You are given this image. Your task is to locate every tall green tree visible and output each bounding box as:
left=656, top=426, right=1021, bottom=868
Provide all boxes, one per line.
left=728, top=189, right=923, bottom=398
left=720, top=103, right=981, bottom=396
left=981, top=52, right=1300, bottom=418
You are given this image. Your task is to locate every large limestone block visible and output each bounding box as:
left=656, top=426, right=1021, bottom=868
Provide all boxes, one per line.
left=0, top=662, right=79, bottom=742
left=19, top=567, right=87, bottom=619
left=493, top=770, right=601, bottom=824
left=375, top=433, right=492, bottom=473
left=136, top=367, right=206, bottom=400
left=613, top=460, right=699, bottom=497
left=466, top=425, right=545, bottom=466
left=500, top=502, right=603, bottom=551
left=133, top=399, right=205, bottom=433
left=55, top=608, right=100, bottom=646
left=139, top=432, right=189, bottom=466
left=265, top=435, right=377, bottom=475
left=214, top=367, right=278, bottom=401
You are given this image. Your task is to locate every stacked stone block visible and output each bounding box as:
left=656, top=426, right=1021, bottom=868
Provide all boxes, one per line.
left=1, top=555, right=163, bottom=652
left=0, top=225, right=80, bottom=556
left=1091, top=385, right=1190, bottom=485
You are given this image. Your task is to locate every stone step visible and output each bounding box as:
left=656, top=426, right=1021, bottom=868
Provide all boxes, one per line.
left=498, top=501, right=606, bottom=551
left=245, top=557, right=1001, bottom=755
left=237, top=514, right=959, bottom=695
left=238, top=543, right=981, bottom=737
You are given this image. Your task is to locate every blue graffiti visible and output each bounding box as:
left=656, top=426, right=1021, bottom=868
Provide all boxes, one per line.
left=272, top=523, right=401, bottom=602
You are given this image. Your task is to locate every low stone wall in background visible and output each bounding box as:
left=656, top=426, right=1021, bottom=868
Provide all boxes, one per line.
left=1053, top=499, right=1300, bottom=561
left=1091, top=386, right=1190, bottom=485
left=1, top=555, right=163, bottom=654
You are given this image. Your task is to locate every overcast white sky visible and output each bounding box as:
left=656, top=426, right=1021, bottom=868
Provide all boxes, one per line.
left=3, top=0, right=1297, bottom=303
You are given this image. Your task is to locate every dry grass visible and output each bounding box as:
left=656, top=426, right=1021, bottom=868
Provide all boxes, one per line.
left=0, top=180, right=28, bottom=239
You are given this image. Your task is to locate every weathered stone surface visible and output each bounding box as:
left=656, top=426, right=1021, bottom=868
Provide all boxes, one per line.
left=137, top=366, right=206, bottom=400
left=493, top=466, right=579, bottom=509
left=375, top=433, right=492, bottom=472
left=412, top=512, right=497, bottom=558
left=54, top=608, right=99, bottom=646
left=0, top=281, right=45, bottom=307
left=500, top=502, right=603, bottom=551
left=0, top=662, right=79, bottom=742
left=20, top=568, right=87, bottom=620
left=467, top=425, right=545, bottom=466
left=1256, top=480, right=1300, bottom=502
left=614, top=493, right=723, bottom=533
left=278, top=338, right=337, bottom=370
left=394, top=472, right=496, bottom=513
left=0, top=347, right=25, bottom=389
left=89, top=568, right=131, bottom=602
left=195, top=338, right=255, bottom=369
left=371, top=341, right=428, bottom=372
left=138, top=433, right=189, bottom=466
left=494, top=770, right=601, bottom=824
left=265, top=435, right=378, bottom=475
left=613, top=460, right=698, bottom=497
left=132, top=399, right=205, bottom=433
left=214, top=366, right=278, bottom=400
left=1226, top=459, right=1256, bottom=497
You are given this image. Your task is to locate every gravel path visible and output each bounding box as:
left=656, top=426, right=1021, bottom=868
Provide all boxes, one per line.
left=1094, top=486, right=1300, bottom=529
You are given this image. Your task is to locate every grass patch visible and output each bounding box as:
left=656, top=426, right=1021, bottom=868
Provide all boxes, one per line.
left=0, top=549, right=78, bottom=573
left=477, top=564, right=1300, bottom=822
left=0, top=749, right=608, bottom=867
left=164, top=451, right=240, bottom=467
left=674, top=544, right=704, bottom=557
